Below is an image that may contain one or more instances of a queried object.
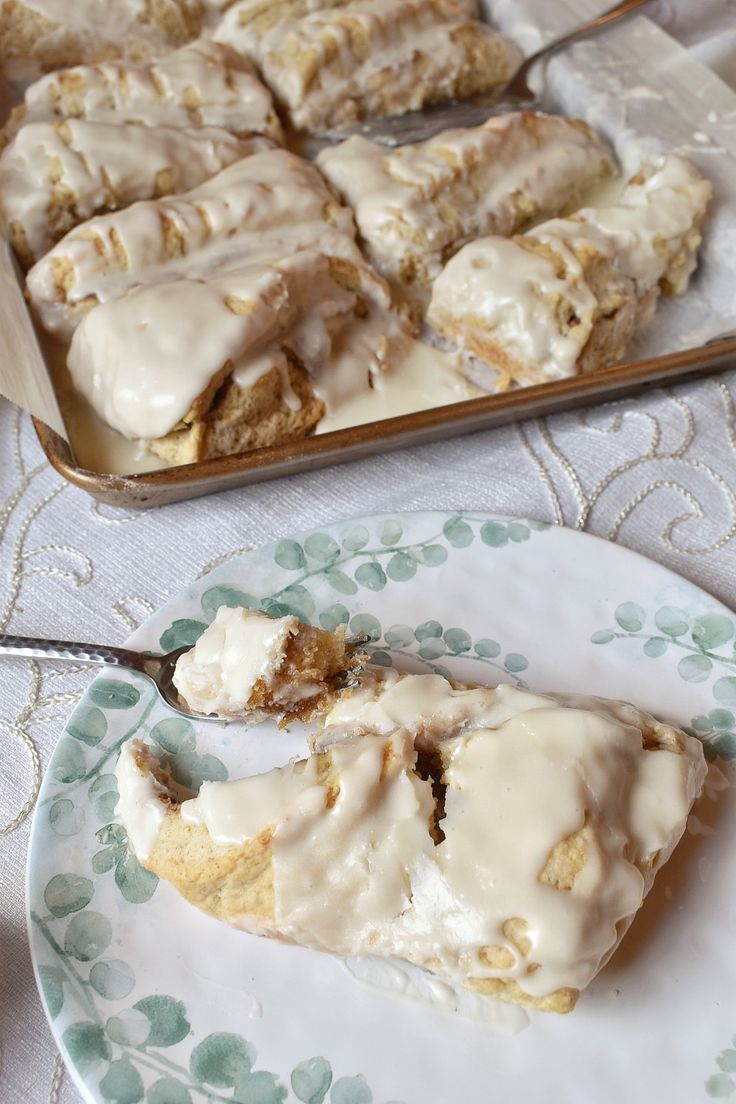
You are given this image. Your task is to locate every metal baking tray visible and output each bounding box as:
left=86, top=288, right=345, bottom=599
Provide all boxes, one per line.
left=32, top=334, right=736, bottom=508
left=8, top=5, right=736, bottom=507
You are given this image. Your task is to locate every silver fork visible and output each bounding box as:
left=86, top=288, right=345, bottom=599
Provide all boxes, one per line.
left=0, top=634, right=210, bottom=719
left=319, top=0, right=649, bottom=147
left=0, top=632, right=367, bottom=722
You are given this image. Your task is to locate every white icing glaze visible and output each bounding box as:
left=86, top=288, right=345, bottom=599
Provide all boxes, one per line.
left=315, top=339, right=483, bottom=434
left=113, top=738, right=171, bottom=860
left=539, top=154, right=712, bottom=296
left=317, top=668, right=690, bottom=752
left=66, top=245, right=406, bottom=439
left=316, top=113, right=614, bottom=289
left=0, top=119, right=261, bottom=262
left=172, top=606, right=298, bottom=716
left=18, top=42, right=280, bottom=140
left=215, top=0, right=519, bottom=132
left=181, top=729, right=439, bottom=957
left=20, top=137, right=410, bottom=443
left=180, top=756, right=328, bottom=843
left=427, top=153, right=711, bottom=381
left=117, top=673, right=706, bottom=1002
left=428, top=235, right=598, bottom=381
left=431, top=712, right=647, bottom=994
left=66, top=275, right=271, bottom=440
left=27, top=148, right=353, bottom=337
left=292, top=687, right=704, bottom=996
left=318, top=668, right=546, bottom=748
left=36, top=332, right=169, bottom=474
left=46, top=325, right=482, bottom=474
left=215, top=0, right=478, bottom=68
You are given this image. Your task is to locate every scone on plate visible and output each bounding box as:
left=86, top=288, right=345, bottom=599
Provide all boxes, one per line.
left=115, top=671, right=707, bottom=1015
left=0, top=41, right=283, bottom=149
left=172, top=605, right=366, bottom=724
left=0, top=119, right=270, bottom=267
left=0, top=0, right=203, bottom=71
left=26, top=148, right=357, bottom=338
left=426, top=153, right=712, bottom=386
left=317, top=113, right=615, bottom=302
left=214, top=0, right=521, bottom=133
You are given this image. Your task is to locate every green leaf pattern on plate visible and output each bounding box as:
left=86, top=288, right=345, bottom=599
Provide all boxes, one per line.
left=357, top=614, right=528, bottom=686
left=707, top=1037, right=736, bottom=1098
left=99, top=1057, right=145, bottom=1104
left=217, top=518, right=538, bottom=686
left=291, top=1058, right=332, bottom=1104
left=38, top=964, right=65, bottom=1019
left=193, top=516, right=549, bottom=637
left=34, top=904, right=398, bottom=1104
left=591, top=602, right=736, bottom=759
left=44, top=873, right=94, bottom=918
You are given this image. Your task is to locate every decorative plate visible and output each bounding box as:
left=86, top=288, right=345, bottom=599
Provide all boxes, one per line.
left=27, top=511, right=736, bottom=1104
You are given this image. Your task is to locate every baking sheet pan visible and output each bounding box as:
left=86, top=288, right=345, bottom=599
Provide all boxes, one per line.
left=32, top=334, right=736, bottom=507
left=4, top=3, right=736, bottom=505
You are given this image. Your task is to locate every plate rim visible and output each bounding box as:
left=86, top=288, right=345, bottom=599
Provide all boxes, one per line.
left=24, top=508, right=736, bottom=1104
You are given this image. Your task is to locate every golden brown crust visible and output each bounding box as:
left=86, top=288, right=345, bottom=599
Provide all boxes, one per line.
left=465, top=974, right=579, bottom=1014
left=147, top=352, right=326, bottom=465
left=149, top=816, right=277, bottom=927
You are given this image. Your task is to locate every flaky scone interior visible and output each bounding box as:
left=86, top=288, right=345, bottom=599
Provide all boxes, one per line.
left=115, top=667, right=707, bottom=1015
left=172, top=605, right=366, bottom=724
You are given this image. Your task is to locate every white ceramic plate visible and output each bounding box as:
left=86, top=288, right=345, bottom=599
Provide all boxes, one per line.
left=27, top=512, right=736, bottom=1104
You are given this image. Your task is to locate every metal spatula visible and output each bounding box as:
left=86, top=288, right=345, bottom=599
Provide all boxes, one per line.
left=318, top=0, right=649, bottom=147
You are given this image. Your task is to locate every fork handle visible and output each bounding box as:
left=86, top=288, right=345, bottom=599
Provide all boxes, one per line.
left=510, top=0, right=650, bottom=93
left=0, top=633, right=145, bottom=670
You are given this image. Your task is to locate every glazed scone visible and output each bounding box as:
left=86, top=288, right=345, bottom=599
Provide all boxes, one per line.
left=172, top=605, right=365, bottom=723
left=0, top=120, right=269, bottom=267
left=27, top=149, right=356, bottom=338
left=214, top=0, right=521, bottom=133
left=427, top=153, right=712, bottom=386
left=1, top=42, right=283, bottom=148
left=52, top=142, right=412, bottom=463
left=317, top=112, right=615, bottom=303
left=114, top=678, right=707, bottom=1014
left=66, top=247, right=411, bottom=460
left=0, top=0, right=204, bottom=71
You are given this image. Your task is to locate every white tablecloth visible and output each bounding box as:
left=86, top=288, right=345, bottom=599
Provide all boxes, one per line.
left=3, top=4, right=736, bottom=1101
